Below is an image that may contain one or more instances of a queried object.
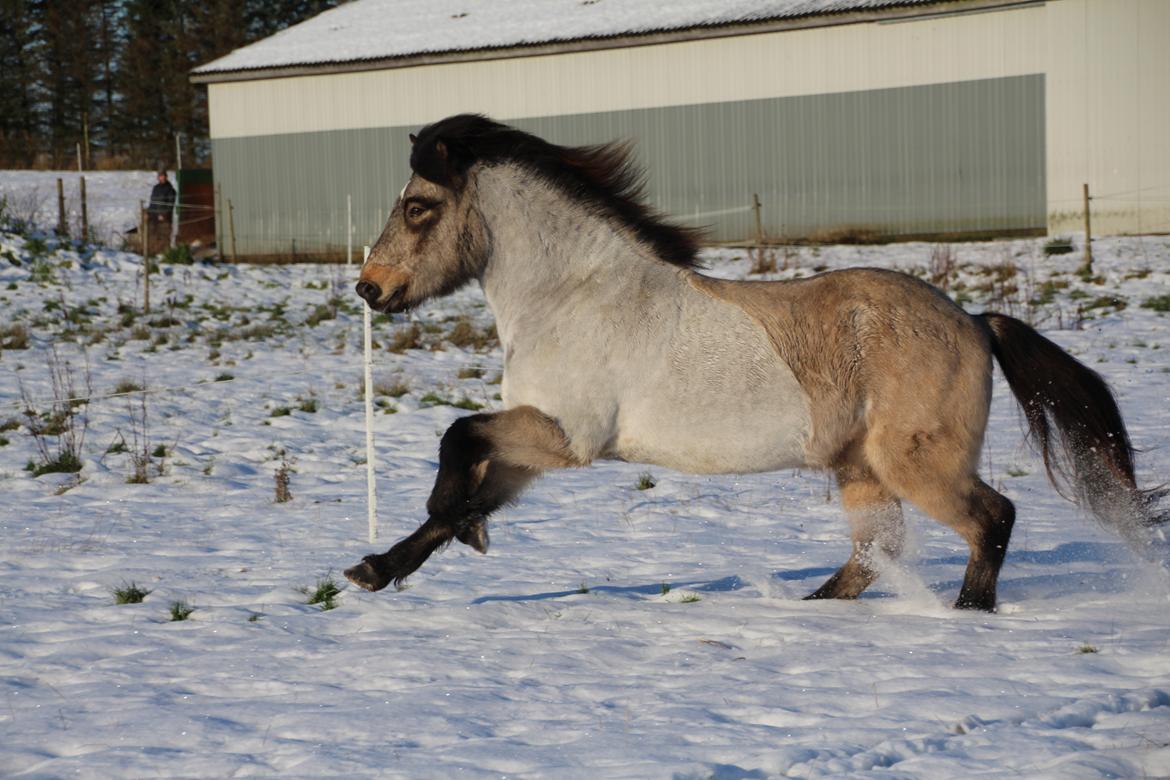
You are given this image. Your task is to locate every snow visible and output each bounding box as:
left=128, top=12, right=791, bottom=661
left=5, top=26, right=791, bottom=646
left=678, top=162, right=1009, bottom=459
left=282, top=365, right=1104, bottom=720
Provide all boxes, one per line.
left=194, top=0, right=943, bottom=75
left=2, top=221, right=1169, bottom=778
left=0, top=170, right=166, bottom=247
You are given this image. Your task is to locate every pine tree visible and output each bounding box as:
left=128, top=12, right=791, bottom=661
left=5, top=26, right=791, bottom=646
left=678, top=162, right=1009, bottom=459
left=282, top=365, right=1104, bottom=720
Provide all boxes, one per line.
left=0, top=0, right=43, bottom=166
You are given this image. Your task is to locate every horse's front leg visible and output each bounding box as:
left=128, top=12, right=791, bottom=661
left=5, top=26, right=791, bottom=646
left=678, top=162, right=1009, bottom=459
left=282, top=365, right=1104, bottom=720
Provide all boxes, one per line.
left=344, top=405, right=580, bottom=592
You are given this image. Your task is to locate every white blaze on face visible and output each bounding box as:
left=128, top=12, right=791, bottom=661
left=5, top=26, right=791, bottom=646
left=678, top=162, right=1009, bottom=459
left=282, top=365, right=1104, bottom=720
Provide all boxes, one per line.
left=397, top=180, right=409, bottom=203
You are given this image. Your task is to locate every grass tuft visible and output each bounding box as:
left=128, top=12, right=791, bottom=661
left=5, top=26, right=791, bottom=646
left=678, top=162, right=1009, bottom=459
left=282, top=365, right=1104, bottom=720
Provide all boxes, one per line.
left=1141, top=294, right=1170, bottom=313
left=635, top=472, right=656, bottom=491
left=169, top=600, right=194, bottom=621
left=302, top=577, right=341, bottom=611
left=113, top=581, right=151, bottom=604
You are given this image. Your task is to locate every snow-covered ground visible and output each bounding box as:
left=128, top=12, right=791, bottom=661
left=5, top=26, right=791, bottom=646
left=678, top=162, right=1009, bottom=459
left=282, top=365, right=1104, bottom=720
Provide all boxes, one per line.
left=1, top=225, right=1169, bottom=778
left=0, top=170, right=162, bottom=247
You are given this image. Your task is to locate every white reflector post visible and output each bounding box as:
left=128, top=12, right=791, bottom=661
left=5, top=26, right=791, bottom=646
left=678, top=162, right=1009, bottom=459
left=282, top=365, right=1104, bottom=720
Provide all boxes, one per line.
left=362, top=245, right=377, bottom=543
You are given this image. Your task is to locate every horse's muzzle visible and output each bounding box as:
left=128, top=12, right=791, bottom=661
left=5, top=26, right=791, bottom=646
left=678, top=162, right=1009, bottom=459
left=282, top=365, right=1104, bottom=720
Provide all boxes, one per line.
left=355, top=280, right=381, bottom=304
left=355, top=280, right=407, bottom=313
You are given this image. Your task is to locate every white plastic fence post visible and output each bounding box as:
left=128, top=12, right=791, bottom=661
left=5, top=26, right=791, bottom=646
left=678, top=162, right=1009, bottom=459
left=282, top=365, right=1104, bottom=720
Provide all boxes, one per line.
left=347, top=194, right=353, bottom=267
left=362, top=245, right=377, bottom=542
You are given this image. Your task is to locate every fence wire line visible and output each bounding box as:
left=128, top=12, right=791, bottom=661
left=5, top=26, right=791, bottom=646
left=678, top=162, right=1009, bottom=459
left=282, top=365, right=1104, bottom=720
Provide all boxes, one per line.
left=676, top=205, right=755, bottom=221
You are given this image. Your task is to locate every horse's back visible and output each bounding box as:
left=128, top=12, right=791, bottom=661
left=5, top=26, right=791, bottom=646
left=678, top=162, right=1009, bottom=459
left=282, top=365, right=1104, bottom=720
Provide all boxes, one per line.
left=690, top=267, right=993, bottom=469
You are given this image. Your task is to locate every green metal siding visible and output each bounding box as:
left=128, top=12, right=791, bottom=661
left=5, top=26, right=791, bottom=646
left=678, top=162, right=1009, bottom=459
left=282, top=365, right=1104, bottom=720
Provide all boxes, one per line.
left=211, top=74, right=1045, bottom=256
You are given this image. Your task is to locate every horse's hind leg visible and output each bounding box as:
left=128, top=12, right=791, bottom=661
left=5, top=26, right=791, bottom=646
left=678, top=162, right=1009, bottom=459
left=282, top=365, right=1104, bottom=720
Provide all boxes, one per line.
left=937, top=479, right=1015, bottom=611
left=870, top=446, right=1015, bottom=611
left=806, top=462, right=905, bottom=601
left=345, top=405, right=579, bottom=591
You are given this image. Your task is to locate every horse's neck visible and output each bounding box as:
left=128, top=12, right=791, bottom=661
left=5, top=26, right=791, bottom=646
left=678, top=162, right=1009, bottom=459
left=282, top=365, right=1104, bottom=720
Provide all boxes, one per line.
left=476, top=169, right=682, bottom=342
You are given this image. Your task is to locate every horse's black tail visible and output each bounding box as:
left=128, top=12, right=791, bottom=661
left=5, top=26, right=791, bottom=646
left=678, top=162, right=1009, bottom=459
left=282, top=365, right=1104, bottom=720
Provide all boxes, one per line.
left=979, top=312, right=1167, bottom=542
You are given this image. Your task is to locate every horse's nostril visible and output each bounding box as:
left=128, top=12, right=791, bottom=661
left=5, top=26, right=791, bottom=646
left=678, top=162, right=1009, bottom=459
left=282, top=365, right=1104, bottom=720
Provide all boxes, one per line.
left=355, top=281, right=381, bottom=303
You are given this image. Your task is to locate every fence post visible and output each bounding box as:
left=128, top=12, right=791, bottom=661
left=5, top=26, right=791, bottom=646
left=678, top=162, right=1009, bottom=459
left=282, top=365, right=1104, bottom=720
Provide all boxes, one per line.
left=140, top=200, right=151, bottom=314
left=214, top=184, right=223, bottom=257
left=1080, top=183, right=1093, bottom=276
left=56, top=178, right=67, bottom=237
left=362, top=244, right=377, bottom=543
left=227, top=199, right=238, bottom=262
left=752, top=193, right=764, bottom=246
left=752, top=193, right=765, bottom=266
left=79, top=176, right=88, bottom=243
left=347, top=194, right=353, bottom=267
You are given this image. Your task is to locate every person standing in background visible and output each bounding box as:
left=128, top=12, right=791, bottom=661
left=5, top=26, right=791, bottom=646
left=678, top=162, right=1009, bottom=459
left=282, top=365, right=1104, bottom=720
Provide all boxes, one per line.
left=148, top=170, right=175, bottom=226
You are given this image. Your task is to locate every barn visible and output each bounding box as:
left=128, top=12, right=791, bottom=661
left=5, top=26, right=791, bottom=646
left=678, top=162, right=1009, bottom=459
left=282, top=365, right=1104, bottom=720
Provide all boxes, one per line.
left=191, top=0, right=1169, bottom=260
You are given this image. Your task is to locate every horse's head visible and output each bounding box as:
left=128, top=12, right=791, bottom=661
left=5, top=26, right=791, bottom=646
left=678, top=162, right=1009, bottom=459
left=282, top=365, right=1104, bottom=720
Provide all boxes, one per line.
left=356, top=123, right=491, bottom=314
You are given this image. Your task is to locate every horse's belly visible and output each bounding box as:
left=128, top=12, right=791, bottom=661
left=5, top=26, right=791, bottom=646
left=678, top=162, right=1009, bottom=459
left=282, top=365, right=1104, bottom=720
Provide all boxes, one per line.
left=610, top=400, right=809, bottom=474
left=609, top=349, right=812, bottom=474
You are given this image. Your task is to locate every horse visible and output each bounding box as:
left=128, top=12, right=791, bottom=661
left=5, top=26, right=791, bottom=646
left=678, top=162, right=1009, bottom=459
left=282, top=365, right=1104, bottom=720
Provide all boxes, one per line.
left=345, top=114, right=1164, bottom=611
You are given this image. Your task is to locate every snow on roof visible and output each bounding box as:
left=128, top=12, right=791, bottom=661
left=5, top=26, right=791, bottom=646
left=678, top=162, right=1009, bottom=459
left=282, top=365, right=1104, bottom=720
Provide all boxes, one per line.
left=193, top=0, right=954, bottom=76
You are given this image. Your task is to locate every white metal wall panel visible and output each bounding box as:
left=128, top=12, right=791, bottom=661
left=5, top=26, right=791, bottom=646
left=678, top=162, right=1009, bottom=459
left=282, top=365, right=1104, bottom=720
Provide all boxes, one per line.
left=208, top=5, right=1047, bottom=139
left=206, top=0, right=1170, bottom=238
left=1045, top=0, right=1170, bottom=235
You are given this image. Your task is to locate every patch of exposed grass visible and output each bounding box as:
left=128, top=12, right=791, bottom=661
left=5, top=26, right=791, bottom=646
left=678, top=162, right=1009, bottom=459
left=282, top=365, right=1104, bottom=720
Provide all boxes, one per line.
left=305, top=302, right=338, bottom=327
left=114, top=379, right=144, bottom=395
left=446, top=319, right=497, bottom=350
left=388, top=323, right=422, bottom=353
left=457, top=367, right=484, bottom=380
left=270, top=406, right=291, bottom=418
left=1043, top=236, right=1075, bottom=255
left=0, top=323, right=29, bottom=350
left=1141, top=294, right=1170, bottom=313
left=27, top=450, right=82, bottom=476
left=679, top=593, right=702, bottom=603
left=302, top=578, right=341, bottom=611
left=1083, top=294, right=1127, bottom=312
left=274, top=456, right=292, bottom=503
left=113, top=582, right=151, bottom=604
left=169, top=600, right=194, bottom=621
left=374, top=379, right=410, bottom=398
left=635, top=472, right=656, bottom=490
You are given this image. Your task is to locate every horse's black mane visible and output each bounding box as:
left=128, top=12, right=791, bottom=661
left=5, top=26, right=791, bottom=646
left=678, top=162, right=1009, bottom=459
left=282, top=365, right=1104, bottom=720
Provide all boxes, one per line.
left=410, top=114, right=702, bottom=269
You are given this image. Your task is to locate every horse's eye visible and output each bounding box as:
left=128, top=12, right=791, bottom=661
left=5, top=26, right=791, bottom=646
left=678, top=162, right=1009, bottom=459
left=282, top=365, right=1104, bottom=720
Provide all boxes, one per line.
left=406, top=204, right=427, bottom=220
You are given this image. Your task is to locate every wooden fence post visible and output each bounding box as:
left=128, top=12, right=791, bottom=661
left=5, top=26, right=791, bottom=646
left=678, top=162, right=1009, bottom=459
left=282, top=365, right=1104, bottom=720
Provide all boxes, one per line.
left=214, top=184, right=223, bottom=257
left=1080, top=183, right=1093, bottom=276
left=56, top=178, right=67, bottom=237
left=140, top=200, right=150, bottom=314
left=227, top=199, right=238, bottom=262
left=79, top=176, right=88, bottom=243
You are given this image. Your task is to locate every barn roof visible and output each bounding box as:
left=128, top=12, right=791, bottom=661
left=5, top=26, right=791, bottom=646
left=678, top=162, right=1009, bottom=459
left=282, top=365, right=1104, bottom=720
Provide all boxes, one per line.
left=192, top=0, right=981, bottom=81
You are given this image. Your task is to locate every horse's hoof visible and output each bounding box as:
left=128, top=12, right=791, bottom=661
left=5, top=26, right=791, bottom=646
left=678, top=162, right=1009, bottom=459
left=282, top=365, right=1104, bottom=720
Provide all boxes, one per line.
left=954, top=595, right=996, bottom=612
left=344, top=557, right=389, bottom=592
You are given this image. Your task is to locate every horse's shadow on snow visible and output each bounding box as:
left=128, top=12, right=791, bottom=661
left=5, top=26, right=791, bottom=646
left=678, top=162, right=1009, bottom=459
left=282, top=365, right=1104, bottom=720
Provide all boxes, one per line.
left=474, top=541, right=1145, bottom=605
left=775, top=540, right=1139, bottom=601
left=471, top=575, right=744, bottom=604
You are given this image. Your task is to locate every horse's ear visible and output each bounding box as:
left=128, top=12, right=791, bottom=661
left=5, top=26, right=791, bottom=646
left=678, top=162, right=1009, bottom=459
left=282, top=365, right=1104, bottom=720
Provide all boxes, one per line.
left=410, top=134, right=474, bottom=187
left=409, top=133, right=418, bottom=145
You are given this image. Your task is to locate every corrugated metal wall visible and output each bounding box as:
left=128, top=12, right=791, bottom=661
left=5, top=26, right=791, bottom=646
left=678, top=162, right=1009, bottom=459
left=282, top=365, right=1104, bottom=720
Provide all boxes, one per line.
left=211, top=75, right=1045, bottom=256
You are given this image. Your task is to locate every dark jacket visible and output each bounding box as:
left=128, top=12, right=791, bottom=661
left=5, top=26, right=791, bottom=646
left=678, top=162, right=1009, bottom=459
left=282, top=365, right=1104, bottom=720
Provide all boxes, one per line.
left=148, top=180, right=176, bottom=220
